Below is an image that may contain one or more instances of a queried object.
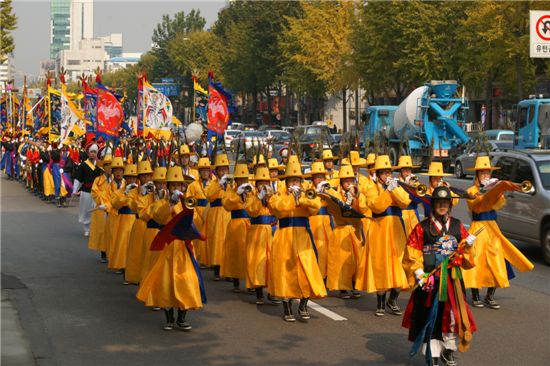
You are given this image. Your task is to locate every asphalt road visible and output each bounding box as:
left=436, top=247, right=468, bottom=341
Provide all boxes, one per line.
left=1, top=176, right=549, bottom=366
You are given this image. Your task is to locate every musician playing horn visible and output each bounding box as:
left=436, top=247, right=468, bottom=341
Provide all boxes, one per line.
left=461, top=156, right=534, bottom=309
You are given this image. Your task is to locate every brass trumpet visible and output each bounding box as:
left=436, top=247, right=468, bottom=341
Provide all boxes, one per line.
left=298, top=188, right=317, bottom=199
left=225, top=175, right=234, bottom=185
left=398, top=180, right=428, bottom=197
left=184, top=196, right=197, bottom=208
left=520, top=180, right=533, bottom=193
left=408, top=175, right=419, bottom=185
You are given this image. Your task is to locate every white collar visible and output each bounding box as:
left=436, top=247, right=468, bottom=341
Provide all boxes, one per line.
left=431, top=215, right=450, bottom=232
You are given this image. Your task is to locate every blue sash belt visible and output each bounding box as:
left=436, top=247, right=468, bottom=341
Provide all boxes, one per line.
left=372, top=206, right=402, bottom=218
left=196, top=199, right=208, bottom=207
left=250, top=215, right=276, bottom=225
left=118, top=206, right=134, bottom=215
left=146, top=219, right=163, bottom=229
left=278, top=217, right=318, bottom=260
left=316, top=206, right=335, bottom=229
left=472, top=210, right=497, bottom=221
left=184, top=244, right=207, bottom=304
left=231, top=209, right=250, bottom=220
left=210, top=198, right=222, bottom=207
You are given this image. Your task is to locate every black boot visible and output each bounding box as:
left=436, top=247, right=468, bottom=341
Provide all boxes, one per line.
left=375, top=292, right=386, bottom=316
left=441, top=349, right=457, bottom=366
left=232, top=278, right=240, bottom=293
left=61, top=196, right=67, bottom=208
left=163, top=308, right=175, bottom=330
left=100, top=251, right=108, bottom=263
left=255, top=288, right=264, bottom=305
left=340, top=290, right=351, bottom=299
left=484, top=287, right=500, bottom=309
left=213, top=265, right=221, bottom=281
left=121, top=269, right=129, bottom=285
left=56, top=197, right=62, bottom=208
left=282, top=299, right=296, bottom=322
left=176, top=309, right=192, bottom=331
left=386, top=288, right=402, bottom=315
left=298, top=298, right=310, bottom=320
left=471, top=288, right=483, bottom=308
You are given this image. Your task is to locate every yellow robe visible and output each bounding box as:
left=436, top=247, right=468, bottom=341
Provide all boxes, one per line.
left=220, top=187, right=251, bottom=279
left=136, top=201, right=203, bottom=310
left=268, top=191, right=327, bottom=299
left=43, top=166, right=55, bottom=196
left=103, top=180, right=121, bottom=257
left=358, top=175, right=376, bottom=244
left=326, top=189, right=367, bottom=291
left=88, top=174, right=110, bottom=252
left=308, top=186, right=336, bottom=279
left=244, top=194, right=274, bottom=288
left=187, top=179, right=209, bottom=264
left=204, top=180, right=230, bottom=266
left=356, top=184, right=411, bottom=293
left=139, top=198, right=167, bottom=282
left=124, top=189, right=154, bottom=284
left=462, top=185, right=534, bottom=289
left=108, top=183, right=136, bottom=270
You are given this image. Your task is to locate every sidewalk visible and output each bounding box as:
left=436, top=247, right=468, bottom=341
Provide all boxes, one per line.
left=1, top=290, right=35, bottom=366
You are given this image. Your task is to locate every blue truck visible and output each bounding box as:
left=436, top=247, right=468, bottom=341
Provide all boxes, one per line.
left=513, top=97, right=550, bottom=149
left=362, top=80, right=470, bottom=168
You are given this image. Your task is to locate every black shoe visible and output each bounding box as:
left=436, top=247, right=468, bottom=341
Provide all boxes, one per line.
left=267, top=294, right=282, bottom=305
left=471, top=288, right=484, bottom=308
left=432, top=357, right=440, bottom=366
left=340, top=290, right=351, bottom=299
left=298, top=299, right=310, bottom=320
left=283, top=300, right=296, bottom=322
left=441, top=349, right=457, bottom=366
left=163, top=308, right=175, bottom=331
left=176, top=309, right=192, bottom=331
left=351, top=290, right=361, bottom=299
left=375, top=293, right=386, bottom=316
left=386, top=299, right=402, bottom=315
left=484, top=297, right=500, bottom=309
left=255, top=288, right=264, bottom=305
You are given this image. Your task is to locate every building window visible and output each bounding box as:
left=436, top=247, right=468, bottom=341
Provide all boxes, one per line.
left=67, top=60, right=80, bottom=65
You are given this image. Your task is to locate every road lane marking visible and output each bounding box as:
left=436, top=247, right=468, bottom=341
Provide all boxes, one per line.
left=308, top=300, right=347, bottom=321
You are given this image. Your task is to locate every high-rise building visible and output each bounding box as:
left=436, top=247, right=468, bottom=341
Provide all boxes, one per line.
left=50, top=0, right=72, bottom=59
left=70, top=0, right=94, bottom=49
left=100, top=33, right=123, bottom=58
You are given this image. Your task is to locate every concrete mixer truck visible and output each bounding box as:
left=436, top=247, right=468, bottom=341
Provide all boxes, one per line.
left=362, top=80, right=470, bottom=169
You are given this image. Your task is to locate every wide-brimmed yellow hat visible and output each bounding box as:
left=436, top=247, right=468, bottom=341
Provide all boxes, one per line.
left=466, top=156, right=500, bottom=171
left=322, top=149, right=335, bottom=160
left=338, top=164, right=355, bottom=179
left=179, top=144, right=192, bottom=155
left=111, top=156, right=124, bottom=169
left=152, top=167, right=167, bottom=182
left=166, top=166, right=184, bottom=183
left=123, top=164, right=138, bottom=177
left=393, top=155, right=420, bottom=170
left=341, top=151, right=366, bottom=167
left=137, top=160, right=153, bottom=175
left=366, top=153, right=376, bottom=166
left=309, top=161, right=327, bottom=176
left=213, top=153, right=229, bottom=168
left=252, top=167, right=272, bottom=182
left=233, top=163, right=250, bottom=179
left=283, top=155, right=303, bottom=178
left=268, top=158, right=284, bottom=171
left=419, top=161, right=453, bottom=177
left=196, top=157, right=211, bottom=170
left=252, top=155, right=267, bottom=167
left=99, top=154, right=113, bottom=168
left=372, top=155, right=393, bottom=171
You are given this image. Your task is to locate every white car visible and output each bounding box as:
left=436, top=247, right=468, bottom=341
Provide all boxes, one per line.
left=224, top=130, right=241, bottom=149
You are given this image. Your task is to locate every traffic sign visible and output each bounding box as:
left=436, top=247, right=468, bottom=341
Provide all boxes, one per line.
left=152, top=83, right=181, bottom=97
left=530, top=10, right=550, bottom=58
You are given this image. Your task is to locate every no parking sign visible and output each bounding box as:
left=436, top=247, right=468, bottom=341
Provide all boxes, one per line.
left=530, top=10, right=550, bottom=58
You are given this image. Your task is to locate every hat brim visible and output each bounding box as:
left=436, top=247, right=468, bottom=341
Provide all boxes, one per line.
left=418, top=172, right=454, bottom=177
left=392, top=165, right=421, bottom=170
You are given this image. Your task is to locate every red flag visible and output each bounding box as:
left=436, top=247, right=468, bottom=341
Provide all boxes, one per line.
left=207, top=85, right=229, bottom=135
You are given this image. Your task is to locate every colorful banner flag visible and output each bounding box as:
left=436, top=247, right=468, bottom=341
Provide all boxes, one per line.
left=48, top=86, right=62, bottom=142
left=140, top=78, right=173, bottom=139
left=59, top=83, right=85, bottom=144
left=206, top=72, right=235, bottom=147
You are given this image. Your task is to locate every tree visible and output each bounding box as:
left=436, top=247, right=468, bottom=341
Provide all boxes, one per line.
left=168, top=31, right=221, bottom=82
left=0, top=0, right=17, bottom=63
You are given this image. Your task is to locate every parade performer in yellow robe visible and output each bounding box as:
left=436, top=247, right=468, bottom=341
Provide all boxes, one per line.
left=356, top=155, right=411, bottom=316
left=307, top=161, right=334, bottom=280
left=139, top=167, right=168, bottom=283
left=268, top=156, right=326, bottom=322
left=186, top=157, right=211, bottom=265
left=322, top=149, right=340, bottom=187
left=462, top=156, right=534, bottom=309
left=103, top=157, right=125, bottom=262
left=108, top=163, right=138, bottom=280
left=136, top=167, right=204, bottom=331
left=124, top=161, right=154, bottom=284
left=220, top=163, right=252, bottom=292
left=268, top=157, right=285, bottom=194
left=395, top=155, right=421, bottom=236
left=88, top=154, right=112, bottom=262
left=326, top=164, right=367, bottom=298
left=204, top=153, right=231, bottom=279
left=179, top=144, right=199, bottom=179
left=244, top=167, right=276, bottom=304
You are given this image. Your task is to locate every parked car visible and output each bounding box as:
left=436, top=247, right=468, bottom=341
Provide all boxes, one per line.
left=294, top=125, right=339, bottom=161
left=454, top=135, right=511, bottom=178
left=485, top=129, right=514, bottom=141
left=282, top=126, right=295, bottom=134
left=490, top=150, right=550, bottom=264
left=265, top=129, right=291, bottom=144
left=227, top=123, right=243, bottom=131
left=224, top=129, right=241, bottom=149
left=258, top=124, right=282, bottom=131
left=231, top=130, right=266, bottom=150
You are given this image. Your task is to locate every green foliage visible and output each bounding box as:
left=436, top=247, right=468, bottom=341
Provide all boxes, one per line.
left=0, top=0, right=17, bottom=63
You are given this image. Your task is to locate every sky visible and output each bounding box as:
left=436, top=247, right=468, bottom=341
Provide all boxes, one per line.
left=11, top=0, right=226, bottom=82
